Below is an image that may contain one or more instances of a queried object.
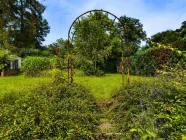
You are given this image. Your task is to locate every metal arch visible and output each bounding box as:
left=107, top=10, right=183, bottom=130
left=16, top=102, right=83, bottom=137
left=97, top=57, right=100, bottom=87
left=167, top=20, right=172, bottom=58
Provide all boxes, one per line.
left=67, top=9, right=126, bottom=84
left=68, top=9, right=125, bottom=41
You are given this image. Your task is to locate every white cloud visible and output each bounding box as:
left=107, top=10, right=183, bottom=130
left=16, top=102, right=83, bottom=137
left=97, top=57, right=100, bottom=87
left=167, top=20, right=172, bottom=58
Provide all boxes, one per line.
left=43, top=0, right=186, bottom=45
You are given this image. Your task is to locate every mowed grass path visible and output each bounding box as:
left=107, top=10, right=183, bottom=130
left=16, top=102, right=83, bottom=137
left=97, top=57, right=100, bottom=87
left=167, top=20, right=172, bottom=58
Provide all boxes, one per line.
left=0, top=74, right=152, bottom=100
left=75, top=74, right=152, bottom=101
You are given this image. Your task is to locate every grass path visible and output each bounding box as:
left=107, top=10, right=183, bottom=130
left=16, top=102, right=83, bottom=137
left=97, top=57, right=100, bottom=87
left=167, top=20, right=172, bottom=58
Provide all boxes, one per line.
left=75, top=74, right=153, bottom=138
left=75, top=74, right=122, bottom=101
left=75, top=74, right=151, bottom=101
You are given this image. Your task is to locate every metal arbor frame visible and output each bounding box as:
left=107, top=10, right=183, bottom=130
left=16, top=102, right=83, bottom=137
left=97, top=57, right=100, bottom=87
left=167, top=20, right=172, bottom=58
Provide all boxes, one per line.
left=67, top=9, right=126, bottom=84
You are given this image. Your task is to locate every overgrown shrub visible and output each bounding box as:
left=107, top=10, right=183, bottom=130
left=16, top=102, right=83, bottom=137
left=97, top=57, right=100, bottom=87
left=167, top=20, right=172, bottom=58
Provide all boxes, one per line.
left=20, top=48, right=52, bottom=57
left=0, top=82, right=100, bottom=139
left=0, top=49, right=17, bottom=70
left=21, top=56, right=58, bottom=77
left=131, top=47, right=172, bottom=76
left=111, top=77, right=186, bottom=139
left=131, top=46, right=186, bottom=76
left=80, top=62, right=104, bottom=76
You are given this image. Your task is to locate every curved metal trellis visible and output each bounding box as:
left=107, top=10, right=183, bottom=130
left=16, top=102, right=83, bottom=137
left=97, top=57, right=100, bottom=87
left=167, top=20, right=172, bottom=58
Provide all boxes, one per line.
left=67, top=9, right=127, bottom=84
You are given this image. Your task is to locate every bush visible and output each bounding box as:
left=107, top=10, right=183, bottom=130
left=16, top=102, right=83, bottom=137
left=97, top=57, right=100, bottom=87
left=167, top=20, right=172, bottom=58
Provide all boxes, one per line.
left=80, top=62, right=105, bottom=76
left=131, top=46, right=186, bottom=76
left=0, top=82, right=100, bottom=139
left=0, top=49, right=17, bottom=70
left=21, top=56, right=55, bottom=77
left=111, top=77, right=186, bottom=139
left=131, top=47, right=172, bottom=76
left=20, top=48, right=52, bottom=57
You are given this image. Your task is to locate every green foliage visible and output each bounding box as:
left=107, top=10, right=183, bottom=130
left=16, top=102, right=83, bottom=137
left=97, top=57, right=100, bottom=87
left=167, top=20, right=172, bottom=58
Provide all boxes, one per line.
left=103, top=37, right=122, bottom=73
left=111, top=76, right=186, bottom=139
left=118, top=15, right=146, bottom=57
left=0, top=49, right=17, bottom=70
left=131, top=47, right=172, bottom=76
left=150, top=30, right=182, bottom=49
left=21, top=56, right=54, bottom=77
left=72, top=13, right=147, bottom=74
left=80, top=61, right=105, bottom=76
left=149, top=20, right=186, bottom=51
left=0, top=31, right=19, bottom=54
left=0, top=82, right=100, bottom=139
left=48, top=38, right=68, bottom=56
left=20, top=48, right=52, bottom=57
left=0, top=49, right=10, bottom=70
left=119, top=16, right=146, bottom=45
left=0, top=0, right=50, bottom=49
left=131, top=43, right=186, bottom=76
left=73, top=11, right=114, bottom=75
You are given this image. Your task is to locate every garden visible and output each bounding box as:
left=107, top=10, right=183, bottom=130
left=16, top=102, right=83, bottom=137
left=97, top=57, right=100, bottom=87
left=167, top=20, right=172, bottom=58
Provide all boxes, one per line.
left=0, top=1, right=186, bottom=140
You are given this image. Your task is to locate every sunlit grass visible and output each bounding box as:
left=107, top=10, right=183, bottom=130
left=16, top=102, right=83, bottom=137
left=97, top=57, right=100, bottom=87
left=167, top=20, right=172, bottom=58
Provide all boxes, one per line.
left=0, top=72, right=153, bottom=101
left=74, top=73, right=153, bottom=101
left=0, top=75, right=51, bottom=97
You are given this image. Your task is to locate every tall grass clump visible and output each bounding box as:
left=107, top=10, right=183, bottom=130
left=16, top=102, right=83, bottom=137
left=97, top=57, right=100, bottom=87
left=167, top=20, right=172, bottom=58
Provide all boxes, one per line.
left=21, top=56, right=53, bottom=77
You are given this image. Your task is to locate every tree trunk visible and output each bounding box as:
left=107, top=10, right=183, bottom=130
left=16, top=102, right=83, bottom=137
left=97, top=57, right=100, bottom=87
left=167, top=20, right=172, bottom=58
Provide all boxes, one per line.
left=20, top=0, right=24, bottom=33
left=20, top=0, right=25, bottom=47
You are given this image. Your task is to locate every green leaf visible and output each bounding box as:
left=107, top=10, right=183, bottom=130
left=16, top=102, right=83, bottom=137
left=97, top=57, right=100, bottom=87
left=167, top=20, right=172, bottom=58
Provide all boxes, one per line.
left=130, top=128, right=138, bottom=132
left=141, top=133, right=149, bottom=139
left=146, top=130, right=156, bottom=138
left=177, top=50, right=182, bottom=56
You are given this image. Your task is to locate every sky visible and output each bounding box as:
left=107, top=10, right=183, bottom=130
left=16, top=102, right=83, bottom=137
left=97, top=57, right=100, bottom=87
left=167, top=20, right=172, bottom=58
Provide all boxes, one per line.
left=41, top=0, right=186, bottom=45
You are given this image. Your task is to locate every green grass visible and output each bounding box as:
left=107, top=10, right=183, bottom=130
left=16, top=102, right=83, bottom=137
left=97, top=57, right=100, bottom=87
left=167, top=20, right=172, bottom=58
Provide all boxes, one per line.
left=0, top=73, right=153, bottom=100
left=74, top=74, right=152, bottom=101
left=0, top=75, right=51, bottom=97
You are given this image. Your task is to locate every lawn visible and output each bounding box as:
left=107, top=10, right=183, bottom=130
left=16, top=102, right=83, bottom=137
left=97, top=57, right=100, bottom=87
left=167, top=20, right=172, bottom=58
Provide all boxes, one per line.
left=0, top=75, right=51, bottom=97
left=0, top=73, right=153, bottom=100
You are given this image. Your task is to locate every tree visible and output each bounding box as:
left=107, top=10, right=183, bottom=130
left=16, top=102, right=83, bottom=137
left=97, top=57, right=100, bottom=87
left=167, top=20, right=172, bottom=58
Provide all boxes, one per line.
left=115, top=16, right=146, bottom=82
left=180, top=21, right=186, bottom=50
left=73, top=11, right=115, bottom=75
left=0, top=0, right=50, bottom=51
left=48, top=38, right=68, bottom=56
left=118, top=16, right=146, bottom=56
left=149, top=21, right=186, bottom=51
left=150, top=30, right=182, bottom=49
left=180, top=21, right=186, bottom=37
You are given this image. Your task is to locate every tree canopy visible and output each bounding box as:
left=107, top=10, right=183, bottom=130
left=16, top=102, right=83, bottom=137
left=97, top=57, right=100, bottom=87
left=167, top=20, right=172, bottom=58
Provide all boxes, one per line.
left=0, top=0, right=50, bottom=51
left=150, top=21, right=186, bottom=51
left=118, top=16, right=146, bottom=56
left=69, top=12, right=146, bottom=75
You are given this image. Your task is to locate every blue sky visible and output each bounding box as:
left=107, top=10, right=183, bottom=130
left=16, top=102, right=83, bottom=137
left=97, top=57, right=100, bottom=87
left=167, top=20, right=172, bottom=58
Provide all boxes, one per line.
left=41, top=0, right=186, bottom=45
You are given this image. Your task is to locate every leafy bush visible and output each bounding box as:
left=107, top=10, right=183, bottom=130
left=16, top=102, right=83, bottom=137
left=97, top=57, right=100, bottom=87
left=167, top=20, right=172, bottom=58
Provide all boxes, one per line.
left=0, top=82, right=100, bottom=139
left=111, top=77, right=186, bottom=139
left=0, top=49, right=17, bottom=70
left=20, top=48, right=52, bottom=57
left=80, top=62, right=105, bottom=76
left=131, top=47, right=172, bottom=76
left=21, top=56, right=58, bottom=77
left=131, top=45, right=186, bottom=76
left=40, top=68, right=64, bottom=77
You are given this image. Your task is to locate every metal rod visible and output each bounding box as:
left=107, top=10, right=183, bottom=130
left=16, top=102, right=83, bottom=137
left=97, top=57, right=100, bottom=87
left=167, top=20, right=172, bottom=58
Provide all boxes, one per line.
left=67, top=9, right=125, bottom=84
